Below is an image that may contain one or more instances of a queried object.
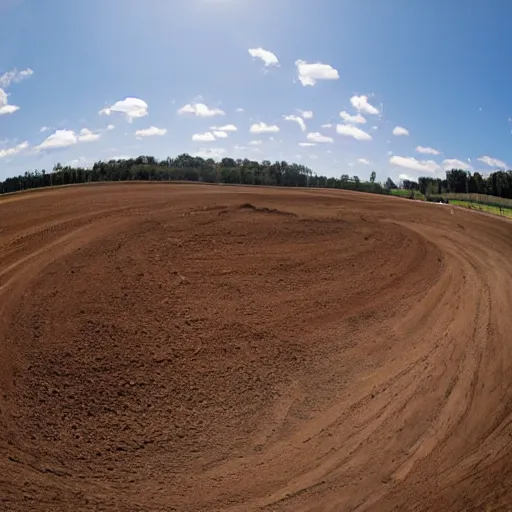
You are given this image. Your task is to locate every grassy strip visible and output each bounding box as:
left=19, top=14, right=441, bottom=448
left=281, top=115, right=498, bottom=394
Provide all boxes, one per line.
left=450, top=199, right=512, bottom=219
left=443, top=193, right=512, bottom=209
left=390, top=189, right=426, bottom=200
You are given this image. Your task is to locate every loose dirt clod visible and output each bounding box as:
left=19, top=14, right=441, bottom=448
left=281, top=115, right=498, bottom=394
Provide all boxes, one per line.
left=1, top=183, right=512, bottom=511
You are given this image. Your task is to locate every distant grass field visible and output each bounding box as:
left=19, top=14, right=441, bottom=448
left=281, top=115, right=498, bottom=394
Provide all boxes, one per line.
left=389, top=189, right=512, bottom=220
left=390, top=189, right=426, bottom=200
left=450, top=199, right=512, bottom=219
left=441, top=193, right=512, bottom=209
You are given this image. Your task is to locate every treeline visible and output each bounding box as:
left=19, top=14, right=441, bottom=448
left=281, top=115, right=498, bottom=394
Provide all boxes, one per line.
left=404, top=169, right=512, bottom=199
left=0, top=154, right=387, bottom=195
left=8, top=154, right=509, bottom=202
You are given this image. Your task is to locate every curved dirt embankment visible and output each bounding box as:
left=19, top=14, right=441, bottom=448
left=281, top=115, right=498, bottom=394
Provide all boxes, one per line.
left=1, top=184, right=512, bottom=511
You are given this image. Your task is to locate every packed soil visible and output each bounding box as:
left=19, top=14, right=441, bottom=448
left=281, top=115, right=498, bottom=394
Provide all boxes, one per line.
left=1, top=183, right=512, bottom=511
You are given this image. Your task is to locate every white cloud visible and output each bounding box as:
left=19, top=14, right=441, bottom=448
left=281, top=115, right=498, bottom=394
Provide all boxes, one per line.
left=99, top=97, right=148, bottom=122
left=178, top=102, right=225, bottom=117
left=442, top=158, right=473, bottom=171
left=393, top=126, right=409, bottom=136
left=249, top=140, right=263, bottom=145
left=336, top=124, right=373, bottom=141
left=390, top=155, right=441, bottom=173
left=78, top=128, right=101, bottom=142
left=0, top=68, right=32, bottom=115
left=372, top=126, right=378, bottom=130
left=357, top=158, right=370, bottom=165
left=477, top=155, right=507, bottom=169
left=283, top=114, right=306, bottom=132
left=0, top=88, right=19, bottom=115
left=236, top=108, right=245, bottom=113
left=36, top=129, right=78, bottom=150
left=36, top=127, right=104, bottom=150
left=0, top=104, right=19, bottom=115
left=399, top=174, right=412, bottom=181
left=0, top=141, right=29, bottom=159
left=299, top=142, right=316, bottom=147
left=248, top=47, right=279, bottom=67
left=107, top=124, right=115, bottom=131
left=108, top=155, right=132, bottom=161
left=321, top=123, right=333, bottom=128
left=66, top=156, right=93, bottom=169
left=350, top=95, right=379, bottom=115
left=194, top=147, right=225, bottom=160
left=307, top=132, right=333, bottom=143
left=135, top=126, right=167, bottom=137
left=192, top=132, right=216, bottom=142
left=40, top=126, right=51, bottom=133
left=250, top=122, right=279, bottom=134
left=212, top=130, right=228, bottom=138
left=301, top=110, right=313, bottom=119
left=0, top=68, right=33, bottom=88
left=340, top=111, right=366, bottom=124
left=211, top=124, right=237, bottom=132
left=416, top=145, right=440, bottom=155
left=295, top=59, right=339, bottom=86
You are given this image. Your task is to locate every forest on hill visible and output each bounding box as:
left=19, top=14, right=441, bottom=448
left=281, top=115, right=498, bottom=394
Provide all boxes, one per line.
left=2, top=153, right=512, bottom=201
left=0, top=154, right=384, bottom=195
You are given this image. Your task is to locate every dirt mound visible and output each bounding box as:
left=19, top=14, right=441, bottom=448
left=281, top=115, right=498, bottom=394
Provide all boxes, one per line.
left=1, top=183, right=512, bottom=511
left=239, top=202, right=297, bottom=216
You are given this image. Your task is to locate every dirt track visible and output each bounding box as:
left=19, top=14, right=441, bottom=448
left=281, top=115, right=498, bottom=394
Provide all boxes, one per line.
left=1, top=183, right=512, bottom=511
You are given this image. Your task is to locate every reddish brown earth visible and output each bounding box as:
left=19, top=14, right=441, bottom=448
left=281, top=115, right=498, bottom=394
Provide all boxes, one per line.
left=1, top=183, right=512, bottom=511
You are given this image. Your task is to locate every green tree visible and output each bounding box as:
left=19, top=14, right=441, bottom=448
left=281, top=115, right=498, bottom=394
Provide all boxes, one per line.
left=385, top=177, right=397, bottom=190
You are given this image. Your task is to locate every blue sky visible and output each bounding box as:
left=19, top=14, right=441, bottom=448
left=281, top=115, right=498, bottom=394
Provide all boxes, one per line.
left=1, top=0, right=512, bottom=182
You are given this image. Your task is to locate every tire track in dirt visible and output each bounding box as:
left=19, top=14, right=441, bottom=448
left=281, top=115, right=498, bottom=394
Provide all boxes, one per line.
left=1, top=184, right=512, bottom=511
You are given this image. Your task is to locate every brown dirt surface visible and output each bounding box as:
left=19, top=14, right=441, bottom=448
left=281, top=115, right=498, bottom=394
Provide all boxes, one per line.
left=1, top=183, right=512, bottom=511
